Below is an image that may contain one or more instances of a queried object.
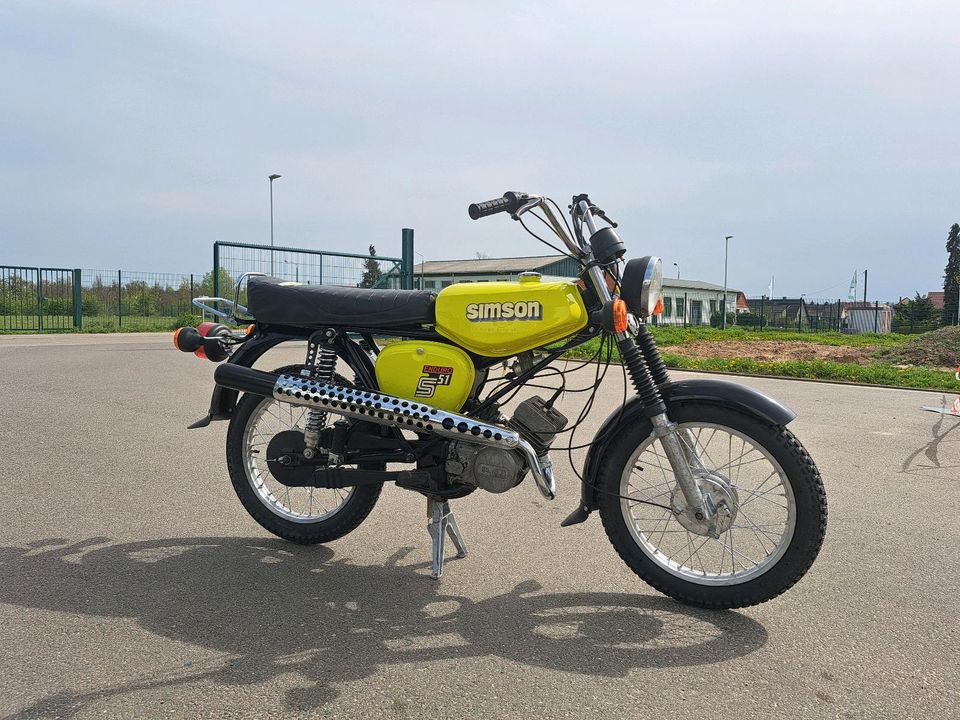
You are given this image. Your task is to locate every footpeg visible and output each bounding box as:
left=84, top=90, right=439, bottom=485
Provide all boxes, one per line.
left=427, top=498, right=467, bottom=579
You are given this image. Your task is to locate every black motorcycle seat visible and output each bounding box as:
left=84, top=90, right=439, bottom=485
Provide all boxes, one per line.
left=246, top=276, right=437, bottom=328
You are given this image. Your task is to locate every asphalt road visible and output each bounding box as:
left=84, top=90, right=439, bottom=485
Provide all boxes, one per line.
left=2, top=333, right=958, bottom=719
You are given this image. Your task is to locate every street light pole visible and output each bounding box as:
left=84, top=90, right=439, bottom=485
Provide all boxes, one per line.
left=722, top=235, right=733, bottom=329
left=268, top=174, right=281, bottom=276
left=673, top=262, right=680, bottom=280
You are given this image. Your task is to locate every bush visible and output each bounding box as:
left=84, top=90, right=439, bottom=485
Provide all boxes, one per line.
left=43, top=298, right=72, bottom=316
left=172, top=312, right=202, bottom=330
left=736, top=312, right=767, bottom=328
left=81, top=296, right=104, bottom=315
left=709, top=311, right=738, bottom=328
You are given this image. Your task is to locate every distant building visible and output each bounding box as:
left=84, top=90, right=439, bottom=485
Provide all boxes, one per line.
left=926, top=291, right=945, bottom=310
left=843, top=301, right=893, bottom=334
left=414, top=255, right=579, bottom=287
left=746, top=297, right=810, bottom=329
left=415, top=255, right=739, bottom=326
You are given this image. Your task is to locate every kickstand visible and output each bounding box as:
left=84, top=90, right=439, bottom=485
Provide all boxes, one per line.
left=427, top=497, right=467, bottom=580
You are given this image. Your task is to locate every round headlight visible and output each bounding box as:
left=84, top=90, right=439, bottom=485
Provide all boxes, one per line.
left=621, top=256, right=663, bottom=318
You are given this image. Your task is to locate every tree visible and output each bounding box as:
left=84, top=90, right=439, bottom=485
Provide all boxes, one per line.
left=894, top=292, right=937, bottom=333
left=200, top=267, right=234, bottom=297
left=943, top=223, right=960, bottom=325
left=474, top=251, right=491, bottom=260
left=359, top=244, right=383, bottom=288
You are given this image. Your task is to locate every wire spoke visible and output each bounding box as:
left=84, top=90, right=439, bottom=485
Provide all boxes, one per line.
left=620, top=420, right=795, bottom=584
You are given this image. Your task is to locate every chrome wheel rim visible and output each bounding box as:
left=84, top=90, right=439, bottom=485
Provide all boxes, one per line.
left=619, top=422, right=796, bottom=586
left=243, top=398, right=354, bottom=523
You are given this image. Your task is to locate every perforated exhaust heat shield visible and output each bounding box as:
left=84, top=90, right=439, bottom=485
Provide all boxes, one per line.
left=271, top=373, right=556, bottom=499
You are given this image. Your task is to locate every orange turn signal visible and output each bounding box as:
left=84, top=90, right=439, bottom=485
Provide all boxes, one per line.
left=652, top=294, right=664, bottom=316
left=172, top=326, right=184, bottom=350
left=612, top=297, right=628, bottom=333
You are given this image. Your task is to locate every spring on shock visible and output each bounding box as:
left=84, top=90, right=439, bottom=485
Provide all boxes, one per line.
left=634, top=325, right=671, bottom=387
left=617, top=336, right=667, bottom=417
left=302, top=346, right=338, bottom=454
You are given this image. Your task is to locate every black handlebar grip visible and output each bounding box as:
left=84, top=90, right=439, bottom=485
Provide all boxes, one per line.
left=468, top=195, right=513, bottom=220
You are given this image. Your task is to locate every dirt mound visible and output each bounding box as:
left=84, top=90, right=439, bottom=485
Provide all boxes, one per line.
left=664, top=340, right=875, bottom=364
left=875, top=326, right=960, bottom=368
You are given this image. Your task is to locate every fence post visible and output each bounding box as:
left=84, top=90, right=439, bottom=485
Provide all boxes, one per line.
left=73, top=269, right=82, bottom=329
left=118, top=270, right=122, bottom=328
left=874, top=300, right=879, bottom=333
left=319, top=252, right=324, bottom=286
left=213, top=242, right=220, bottom=298
left=683, top=292, right=688, bottom=328
left=190, top=274, right=194, bottom=302
left=760, top=296, right=765, bottom=331
left=401, top=228, right=415, bottom=290
left=36, top=269, right=43, bottom=333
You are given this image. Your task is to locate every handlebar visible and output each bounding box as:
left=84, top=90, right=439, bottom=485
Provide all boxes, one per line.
left=467, top=191, right=527, bottom=220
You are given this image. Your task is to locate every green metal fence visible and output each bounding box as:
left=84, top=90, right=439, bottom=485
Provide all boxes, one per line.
left=78, top=270, right=200, bottom=331
left=0, top=266, right=80, bottom=332
left=212, top=232, right=415, bottom=300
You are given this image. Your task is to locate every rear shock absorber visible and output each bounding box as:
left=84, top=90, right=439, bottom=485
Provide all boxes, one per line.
left=302, top=333, right=338, bottom=460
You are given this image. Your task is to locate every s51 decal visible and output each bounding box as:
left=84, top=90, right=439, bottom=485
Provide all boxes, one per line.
left=465, top=300, right=543, bottom=322
left=415, top=365, right=454, bottom=398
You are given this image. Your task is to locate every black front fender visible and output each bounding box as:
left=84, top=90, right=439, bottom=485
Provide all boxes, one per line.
left=562, top=378, right=795, bottom=524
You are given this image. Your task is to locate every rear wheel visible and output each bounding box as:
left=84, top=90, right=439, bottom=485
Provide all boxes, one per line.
left=226, top=365, right=383, bottom=544
left=597, top=403, right=827, bottom=609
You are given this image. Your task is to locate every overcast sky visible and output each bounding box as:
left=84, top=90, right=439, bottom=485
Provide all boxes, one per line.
left=2, top=1, right=957, bottom=300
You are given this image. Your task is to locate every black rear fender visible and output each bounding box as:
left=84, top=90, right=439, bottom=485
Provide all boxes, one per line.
left=190, top=328, right=377, bottom=428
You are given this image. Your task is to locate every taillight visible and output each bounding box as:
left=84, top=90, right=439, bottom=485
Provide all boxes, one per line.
left=173, top=323, right=230, bottom=362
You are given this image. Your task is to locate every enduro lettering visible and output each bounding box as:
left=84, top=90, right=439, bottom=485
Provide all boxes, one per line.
left=415, top=365, right=454, bottom=398
left=465, top=301, right=543, bottom=322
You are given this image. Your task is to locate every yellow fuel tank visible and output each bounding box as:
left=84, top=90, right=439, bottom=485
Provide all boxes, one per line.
left=435, top=275, right=588, bottom=357
left=375, top=341, right=476, bottom=412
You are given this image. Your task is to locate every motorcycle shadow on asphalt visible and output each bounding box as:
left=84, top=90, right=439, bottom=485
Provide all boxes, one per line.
left=2, top=537, right=768, bottom=717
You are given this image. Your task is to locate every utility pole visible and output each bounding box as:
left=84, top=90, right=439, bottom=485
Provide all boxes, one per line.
left=722, top=235, right=733, bottom=329
left=862, top=269, right=868, bottom=304
left=673, top=262, right=680, bottom=280
left=268, top=173, right=281, bottom=276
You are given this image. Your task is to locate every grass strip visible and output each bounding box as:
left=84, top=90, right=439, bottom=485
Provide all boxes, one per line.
left=561, top=336, right=959, bottom=391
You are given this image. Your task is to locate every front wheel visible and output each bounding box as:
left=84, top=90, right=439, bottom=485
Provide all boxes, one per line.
left=597, top=403, right=827, bottom=609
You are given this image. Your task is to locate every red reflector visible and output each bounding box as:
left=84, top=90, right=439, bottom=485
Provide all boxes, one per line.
left=197, top=321, right=216, bottom=337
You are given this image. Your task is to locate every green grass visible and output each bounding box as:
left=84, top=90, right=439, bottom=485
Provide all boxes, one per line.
left=648, top=325, right=911, bottom=349
left=0, top=314, right=201, bottom=334
left=660, top=353, right=960, bottom=391
left=560, top=334, right=960, bottom=391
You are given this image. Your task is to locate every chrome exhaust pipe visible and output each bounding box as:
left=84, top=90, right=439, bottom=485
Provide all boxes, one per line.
left=214, top=365, right=556, bottom=499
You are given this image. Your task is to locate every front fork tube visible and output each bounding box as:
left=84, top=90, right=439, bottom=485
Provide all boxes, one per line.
left=651, top=415, right=712, bottom=520
left=616, top=330, right=713, bottom=522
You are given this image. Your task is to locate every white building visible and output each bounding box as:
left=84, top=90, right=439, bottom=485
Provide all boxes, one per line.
left=415, top=255, right=740, bottom=326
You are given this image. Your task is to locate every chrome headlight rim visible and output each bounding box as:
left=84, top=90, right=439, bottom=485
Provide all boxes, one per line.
left=621, top=255, right=663, bottom=318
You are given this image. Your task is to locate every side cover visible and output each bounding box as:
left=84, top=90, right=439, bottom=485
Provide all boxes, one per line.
left=375, top=341, right=475, bottom=412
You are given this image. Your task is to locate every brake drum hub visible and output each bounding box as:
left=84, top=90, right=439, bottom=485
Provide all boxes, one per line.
left=671, top=471, right=739, bottom=538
